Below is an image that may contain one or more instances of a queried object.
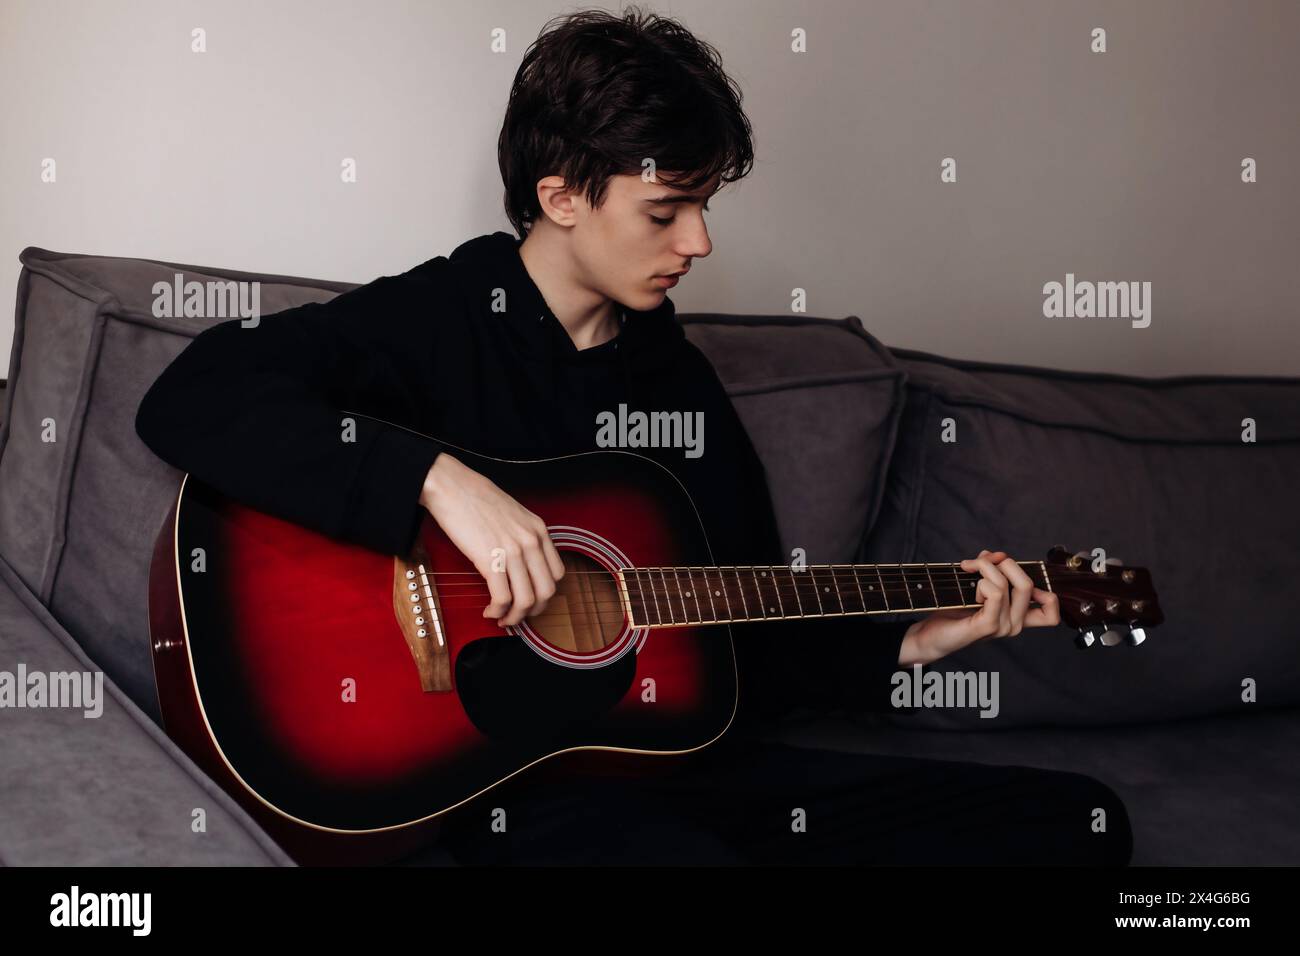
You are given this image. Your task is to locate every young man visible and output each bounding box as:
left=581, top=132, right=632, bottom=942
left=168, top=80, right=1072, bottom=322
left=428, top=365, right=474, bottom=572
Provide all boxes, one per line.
left=135, top=7, right=1132, bottom=865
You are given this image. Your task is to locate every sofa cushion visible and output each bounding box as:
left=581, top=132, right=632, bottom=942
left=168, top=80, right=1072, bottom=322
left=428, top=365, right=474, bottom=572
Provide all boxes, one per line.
left=0, top=248, right=350, bottom=720
left=0, top=552, right=293, bottom=864
left=765, top=706, right=1300, bottom=866
left=864, top=348, right=1300, bottom=728
left=681, top=314, right=905, bottom=565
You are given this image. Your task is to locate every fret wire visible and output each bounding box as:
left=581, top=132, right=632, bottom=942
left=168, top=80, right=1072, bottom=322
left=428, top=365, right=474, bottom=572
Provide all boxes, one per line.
left=719, top=567, right=734, bottom=620
left=827, top=566, right=845, bottom=614
left=852, top=565, right=868, bottom=612
left=656, top=568, right=670, bottom=623
left=923, top=564, right=938, bottom=610
left=874, top=566, right=891, bottom=611
left=787, top=567, right=804, bottom=617
left=733, top=566, right=751, bottom=621
left=671, top=566, right=691, bottom=625
left=950, top=564, right=964, bottom=606
left=655, top=567, right=676, bottom=629
left=645, top=569, right=663, bottom=626
left=901, top=565, right=916, bottom=610
left=751, top=568, right=769, bottom=619
left=768, top=568, right=784, bottom=617
left=825, top=566, right=839, bottom=613
left=630, top=570, right=643, bottom=625
left=702, top=566, right=718, bottom=621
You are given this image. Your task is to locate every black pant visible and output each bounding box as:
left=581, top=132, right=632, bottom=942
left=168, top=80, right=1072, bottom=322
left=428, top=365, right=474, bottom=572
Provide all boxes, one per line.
left=433, top=735, right=1134, bottom=865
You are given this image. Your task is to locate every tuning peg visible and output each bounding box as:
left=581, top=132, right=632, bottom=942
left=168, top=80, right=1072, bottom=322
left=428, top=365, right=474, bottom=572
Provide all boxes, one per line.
left=1125, top=626, right=1148, bottom=647
left=1099, top=627, right=1126, bottom=647
left=1075, top=626, right=1105, bottom=649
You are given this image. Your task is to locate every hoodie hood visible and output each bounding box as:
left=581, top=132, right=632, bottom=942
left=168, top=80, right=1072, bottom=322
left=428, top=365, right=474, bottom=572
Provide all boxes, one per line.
left=447, top=231, right=686, bottom=406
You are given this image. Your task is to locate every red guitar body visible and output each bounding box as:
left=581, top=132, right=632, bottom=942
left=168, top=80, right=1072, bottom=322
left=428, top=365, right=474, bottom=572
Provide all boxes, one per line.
left=147, top=442, right=737, bottom=865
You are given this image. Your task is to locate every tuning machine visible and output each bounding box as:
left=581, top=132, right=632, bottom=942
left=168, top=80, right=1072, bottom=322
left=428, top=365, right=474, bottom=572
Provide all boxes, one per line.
left=1075, top=623, right=1148, bottom=648
left=1075, top=625, right=1105, bottom=649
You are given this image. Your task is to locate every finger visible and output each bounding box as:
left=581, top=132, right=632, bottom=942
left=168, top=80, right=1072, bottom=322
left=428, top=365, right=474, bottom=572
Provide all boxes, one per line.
left=521, top=536, right=557, bottom=619
left=961, top=554, right=1010, bottom=634
left=986, top=553, right=1014, bottom=635
left=500, top=551, right=535, bottom=627
left=985, top=554, right=1014, bottom=634
left=480, top=552, right=513, bottom=620
left=1023, top=588, right=1061, bottom=628
left=969, top=577, right=1006, bottom=638
left=995, top=555, right=1034, bottom=636
left=538, top=523, right=566, bottom=581
left=962, top=552, right=1008, bottom=589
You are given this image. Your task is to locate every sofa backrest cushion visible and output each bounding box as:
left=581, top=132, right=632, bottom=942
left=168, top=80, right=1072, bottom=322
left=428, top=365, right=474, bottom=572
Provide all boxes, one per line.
left=680, top=314, right=905, bottom=566
left=0, top=249, right=351, bottom=719
left=864, top=348, right=1300, bottom=728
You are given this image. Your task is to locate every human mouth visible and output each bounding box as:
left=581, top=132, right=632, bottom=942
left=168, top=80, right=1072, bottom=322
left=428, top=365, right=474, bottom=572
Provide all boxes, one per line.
left=654, top=268, right=689, bottom=288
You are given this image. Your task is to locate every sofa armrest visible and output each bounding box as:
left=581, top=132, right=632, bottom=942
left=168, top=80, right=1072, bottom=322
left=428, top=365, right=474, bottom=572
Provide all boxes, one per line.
left=0, top=553, right=294, bottom=865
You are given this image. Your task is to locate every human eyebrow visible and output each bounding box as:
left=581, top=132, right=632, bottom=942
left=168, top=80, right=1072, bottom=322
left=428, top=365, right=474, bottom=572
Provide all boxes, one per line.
left=643, top=194, right=713, bottom=209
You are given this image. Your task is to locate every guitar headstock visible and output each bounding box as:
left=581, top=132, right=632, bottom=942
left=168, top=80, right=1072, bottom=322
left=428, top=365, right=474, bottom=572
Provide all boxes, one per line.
left=1045, top=546, right=1164, bottom=648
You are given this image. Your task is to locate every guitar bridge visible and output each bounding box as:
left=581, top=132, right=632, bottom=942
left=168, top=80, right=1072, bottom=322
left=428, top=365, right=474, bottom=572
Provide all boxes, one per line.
left=393, top=536, right=452, bottom=693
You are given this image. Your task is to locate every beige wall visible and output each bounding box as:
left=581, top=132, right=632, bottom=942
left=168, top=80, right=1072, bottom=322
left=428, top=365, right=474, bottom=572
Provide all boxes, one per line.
left=1, top=0, right=1295, bottom=376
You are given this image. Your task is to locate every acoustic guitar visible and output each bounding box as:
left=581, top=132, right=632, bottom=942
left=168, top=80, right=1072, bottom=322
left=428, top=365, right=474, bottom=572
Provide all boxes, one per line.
left=147, top=421, right=1164, bottom=864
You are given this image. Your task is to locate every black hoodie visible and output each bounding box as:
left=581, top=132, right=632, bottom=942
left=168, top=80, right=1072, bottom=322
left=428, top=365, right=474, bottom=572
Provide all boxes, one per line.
left=135, top=231, right=914, bottom=734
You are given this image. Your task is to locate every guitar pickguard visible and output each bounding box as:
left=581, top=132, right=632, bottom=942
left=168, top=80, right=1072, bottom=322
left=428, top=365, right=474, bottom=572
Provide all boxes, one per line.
left=454, top=633, right=638, bottom=744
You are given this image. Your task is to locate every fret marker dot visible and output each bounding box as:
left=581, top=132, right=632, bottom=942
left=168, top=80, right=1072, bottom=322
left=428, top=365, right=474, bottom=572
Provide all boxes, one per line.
left=824, top=586, right=830, bottom=592
left=685, top=591, right=691, bottom=597
left=714, top=590, right=721, bottom=597
left=769, top=607, right=776, bottom=613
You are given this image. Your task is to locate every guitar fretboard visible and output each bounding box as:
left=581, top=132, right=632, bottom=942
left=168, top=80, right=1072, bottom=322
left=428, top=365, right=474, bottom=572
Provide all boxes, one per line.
left=619, top=562, right=1050, bottom=627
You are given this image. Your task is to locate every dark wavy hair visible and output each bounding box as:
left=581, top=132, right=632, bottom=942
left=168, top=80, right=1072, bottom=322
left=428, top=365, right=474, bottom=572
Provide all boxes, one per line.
left=498, top=5, right=755, bottom=238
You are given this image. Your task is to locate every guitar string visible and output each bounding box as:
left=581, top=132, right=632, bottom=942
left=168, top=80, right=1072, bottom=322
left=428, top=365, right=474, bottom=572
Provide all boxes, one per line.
left=414, top=569, right=1054, bottom=597
left=407, top=589, right=1072, bottom=619
left=401, top=566, right=1061, bottom=585
left=390, top=565, right=1064, bottom=614
left=396, top=561, right=1049, bottom=576
left=401, top=581, right=1052, bottom=616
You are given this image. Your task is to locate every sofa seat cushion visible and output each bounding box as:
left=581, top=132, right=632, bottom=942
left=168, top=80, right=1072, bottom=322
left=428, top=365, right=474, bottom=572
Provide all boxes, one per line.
left=0, top=552, right=293, bottom=865
left=764, top=706, right=1300, bottom=865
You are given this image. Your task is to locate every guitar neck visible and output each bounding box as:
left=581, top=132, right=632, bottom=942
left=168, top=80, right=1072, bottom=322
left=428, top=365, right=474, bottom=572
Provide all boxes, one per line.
left=620, top=561, right=1050, bottom=628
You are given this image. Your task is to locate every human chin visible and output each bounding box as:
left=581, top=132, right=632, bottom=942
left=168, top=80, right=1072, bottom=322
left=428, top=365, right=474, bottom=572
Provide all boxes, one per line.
left=628, top=283, right=669, bottom=310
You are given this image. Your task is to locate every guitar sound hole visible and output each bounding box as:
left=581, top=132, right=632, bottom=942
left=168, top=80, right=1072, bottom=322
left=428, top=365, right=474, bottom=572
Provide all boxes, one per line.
left=524, top=550, right=627, bottom=655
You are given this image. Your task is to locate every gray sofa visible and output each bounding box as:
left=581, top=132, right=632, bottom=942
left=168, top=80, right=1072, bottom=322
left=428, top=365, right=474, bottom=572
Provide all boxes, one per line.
left=3, top=246, right=1297, bottom=866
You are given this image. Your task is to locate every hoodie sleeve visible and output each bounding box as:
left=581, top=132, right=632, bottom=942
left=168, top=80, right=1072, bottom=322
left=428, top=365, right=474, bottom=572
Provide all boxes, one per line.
left=135, top=260, right=450, bottom=557
left=677, top=344, right=926, bottom=731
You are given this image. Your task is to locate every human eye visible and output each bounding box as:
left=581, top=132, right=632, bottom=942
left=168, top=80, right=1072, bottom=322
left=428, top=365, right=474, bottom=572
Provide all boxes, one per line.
left=650, top=215, right=676, bottom=226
